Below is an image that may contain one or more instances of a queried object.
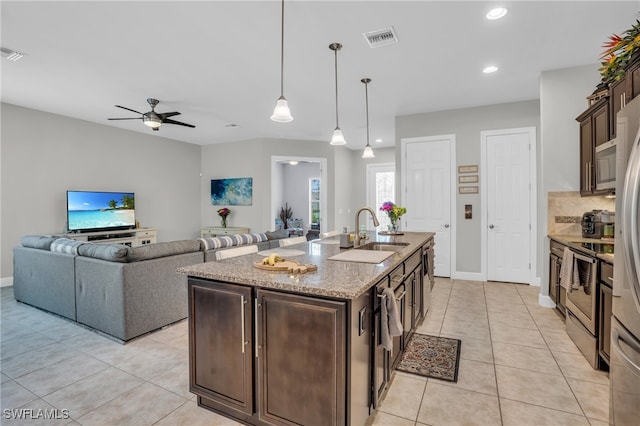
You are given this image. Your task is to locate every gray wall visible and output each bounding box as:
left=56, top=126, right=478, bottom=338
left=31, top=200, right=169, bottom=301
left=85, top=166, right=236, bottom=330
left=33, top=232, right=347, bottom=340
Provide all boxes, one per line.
left=1, top=103, right=202, bottom=279
left=395, top=100, right=541, bottom=275
left=200, top=138, right=346, bottom=234
left=539, top=63, right=602, bottom=295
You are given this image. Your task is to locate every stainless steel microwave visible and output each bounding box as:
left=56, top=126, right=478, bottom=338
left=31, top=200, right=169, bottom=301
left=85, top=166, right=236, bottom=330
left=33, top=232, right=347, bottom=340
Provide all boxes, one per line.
left=595, top=139, right=616, bottom=190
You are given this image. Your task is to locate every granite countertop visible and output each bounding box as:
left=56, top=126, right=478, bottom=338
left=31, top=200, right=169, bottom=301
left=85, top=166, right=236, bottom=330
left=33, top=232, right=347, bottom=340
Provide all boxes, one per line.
left=549, top=234, right=614, bottom=264
left=178, top=231, right=434, bottom=300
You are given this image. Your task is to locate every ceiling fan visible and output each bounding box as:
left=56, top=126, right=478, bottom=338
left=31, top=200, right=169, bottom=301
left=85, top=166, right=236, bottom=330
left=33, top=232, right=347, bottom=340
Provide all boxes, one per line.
left=108, top=98, right=195, bottom=131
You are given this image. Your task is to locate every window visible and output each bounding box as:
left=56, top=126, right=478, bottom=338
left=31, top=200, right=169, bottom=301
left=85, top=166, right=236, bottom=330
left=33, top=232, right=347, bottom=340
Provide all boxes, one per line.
left=366, top=163, right=395, bottom=230
left=309, top=178, right=320, bottom=230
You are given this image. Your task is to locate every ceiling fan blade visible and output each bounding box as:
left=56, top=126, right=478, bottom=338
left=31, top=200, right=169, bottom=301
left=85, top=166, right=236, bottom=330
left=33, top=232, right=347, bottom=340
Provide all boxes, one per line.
left=159, top=111, right=181, bottom=119
left=108, top=117, right=143, bottom=121
left=163, top=118, right=195, bottom=128
left=114, top=105, right=144, bottom=115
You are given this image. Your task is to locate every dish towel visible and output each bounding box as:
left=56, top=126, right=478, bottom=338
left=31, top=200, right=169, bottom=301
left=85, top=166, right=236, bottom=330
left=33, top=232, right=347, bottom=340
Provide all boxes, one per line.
left=559, top=247, right=581, bottom=290
left=381, top=287, right=403, bottom=351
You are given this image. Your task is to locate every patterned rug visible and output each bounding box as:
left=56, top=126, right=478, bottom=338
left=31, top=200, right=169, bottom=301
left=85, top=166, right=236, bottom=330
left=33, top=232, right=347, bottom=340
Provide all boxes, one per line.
left=397, top=333, right=461, bottom=382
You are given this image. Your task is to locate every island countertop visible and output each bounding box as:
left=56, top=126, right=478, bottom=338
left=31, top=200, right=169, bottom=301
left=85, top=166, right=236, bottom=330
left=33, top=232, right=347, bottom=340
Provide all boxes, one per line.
left=177, top=231, right=434, bottom=300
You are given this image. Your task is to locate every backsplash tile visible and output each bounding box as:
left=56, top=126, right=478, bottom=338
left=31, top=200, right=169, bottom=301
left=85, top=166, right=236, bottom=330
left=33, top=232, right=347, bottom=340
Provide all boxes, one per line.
left=547, top=191, right=615, bottom=236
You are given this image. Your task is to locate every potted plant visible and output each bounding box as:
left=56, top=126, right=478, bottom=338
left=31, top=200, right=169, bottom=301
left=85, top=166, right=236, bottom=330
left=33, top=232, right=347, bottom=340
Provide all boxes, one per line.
left=599, top=19, right=640, bottom=84
left=217, top=207, right=231, bottom=228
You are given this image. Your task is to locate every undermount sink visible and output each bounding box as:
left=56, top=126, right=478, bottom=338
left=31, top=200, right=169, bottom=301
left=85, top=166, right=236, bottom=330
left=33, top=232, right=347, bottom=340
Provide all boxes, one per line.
left=355, top=242, right=409, bottom=251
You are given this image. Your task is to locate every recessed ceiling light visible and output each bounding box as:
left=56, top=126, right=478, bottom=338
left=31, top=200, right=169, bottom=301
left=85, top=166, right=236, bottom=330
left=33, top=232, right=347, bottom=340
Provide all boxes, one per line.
left=483, top=65, right=499, bottom=74
left=375, top=139, right=383, bottom=143
left=486, top=7, right=508, bottom=20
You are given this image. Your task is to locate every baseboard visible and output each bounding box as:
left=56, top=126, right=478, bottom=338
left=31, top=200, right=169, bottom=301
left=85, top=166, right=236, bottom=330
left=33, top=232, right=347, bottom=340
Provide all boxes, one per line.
left=451, top=271, right=483, bottom=282
left=1, top=277, right=13, bottom=288
left=538, top=294, right=556, bottom=308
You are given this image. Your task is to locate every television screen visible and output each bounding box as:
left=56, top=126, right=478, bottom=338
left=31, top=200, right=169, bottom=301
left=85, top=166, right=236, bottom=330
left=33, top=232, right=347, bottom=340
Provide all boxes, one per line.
left=67, top=191, right=136, bottom=233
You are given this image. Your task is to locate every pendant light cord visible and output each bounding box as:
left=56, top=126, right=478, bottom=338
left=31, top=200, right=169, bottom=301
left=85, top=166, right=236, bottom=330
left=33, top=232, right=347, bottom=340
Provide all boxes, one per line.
left=334, top=48, right=339, bottom=127
left=365, top=81, right=370, bottom=145
left=279, top=0, right=285, bottom=97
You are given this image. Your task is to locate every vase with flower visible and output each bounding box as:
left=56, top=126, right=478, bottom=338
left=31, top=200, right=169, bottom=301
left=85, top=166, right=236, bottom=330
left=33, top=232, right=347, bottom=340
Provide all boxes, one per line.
left=217, top=207, right=231, bottom=228
left=379, top=201, right=406, bottom=234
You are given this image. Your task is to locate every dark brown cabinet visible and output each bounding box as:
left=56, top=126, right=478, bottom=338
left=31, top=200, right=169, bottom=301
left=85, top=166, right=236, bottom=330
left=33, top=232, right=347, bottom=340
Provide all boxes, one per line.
left=577, top=98, right=610, bottom=196
left=610, top=59, right=640, bottom=138
left=189, top=279, right=253, bottom=418
left=257, top=289, right=346, bottom=426
left=549, top=240, right=567, bottom=317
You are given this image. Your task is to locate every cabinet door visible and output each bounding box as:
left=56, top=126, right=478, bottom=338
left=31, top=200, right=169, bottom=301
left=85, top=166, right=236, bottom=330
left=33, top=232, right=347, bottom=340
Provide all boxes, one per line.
left=631, top=62, right=640, bottom=99
left=189, top=279, right=253, bottom=415
left=389, top=284, right=406, bottom=370
left=372, top=307, right=388, bottom=408
left=549, top=254, right=558, bottom=304
left=580, top=118, right=594, bottom=195
left=257, top=290, right=346, bottom=426
left=593, top=102, right=610, bottom=146
left=403, top=272, right=415, bottom=343
left=610, top=78, right=629, bottom=139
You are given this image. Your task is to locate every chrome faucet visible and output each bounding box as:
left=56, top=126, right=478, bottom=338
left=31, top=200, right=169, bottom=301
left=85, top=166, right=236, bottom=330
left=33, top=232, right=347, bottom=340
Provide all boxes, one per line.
left=354, top=206, right=380, bottom=247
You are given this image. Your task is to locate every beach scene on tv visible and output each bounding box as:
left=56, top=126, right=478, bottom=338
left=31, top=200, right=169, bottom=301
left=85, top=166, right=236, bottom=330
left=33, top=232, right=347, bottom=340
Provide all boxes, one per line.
left=67, top=192, right=135, bottom=231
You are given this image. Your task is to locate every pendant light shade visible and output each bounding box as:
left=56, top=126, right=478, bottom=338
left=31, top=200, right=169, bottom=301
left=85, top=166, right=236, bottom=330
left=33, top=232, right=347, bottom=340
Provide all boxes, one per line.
left=329, top=43, right=346, bottom=145
left=271, top=0, right=293, bottom=122
left=361, top=78, right=375, bottom=159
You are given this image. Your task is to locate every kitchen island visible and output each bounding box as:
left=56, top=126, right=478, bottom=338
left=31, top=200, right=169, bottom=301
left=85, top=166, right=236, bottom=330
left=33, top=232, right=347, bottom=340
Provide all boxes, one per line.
left=177, top=231, right=435, bottom=426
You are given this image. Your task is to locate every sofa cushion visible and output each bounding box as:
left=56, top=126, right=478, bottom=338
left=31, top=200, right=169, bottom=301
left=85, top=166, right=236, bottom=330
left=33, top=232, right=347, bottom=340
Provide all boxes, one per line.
left=197, top=236, right=234, bottom=251
left=78, top=243, right=130, bottom=263
left=50, top=238, right=84, bottom=255
left=127, top=240, right=201, bottom=262
left=198, top=233, right=268, bottom=251
left=21, top=235, right=59, bottom=250
left=265, top=229, right=288, bottom=240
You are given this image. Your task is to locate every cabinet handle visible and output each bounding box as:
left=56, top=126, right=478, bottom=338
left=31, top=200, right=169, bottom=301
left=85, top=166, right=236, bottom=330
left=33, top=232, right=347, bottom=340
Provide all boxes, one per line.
left=254, top=298, right=260, bottom=358
left=241, top=295, right=246, bottom=354
left=390, top=275, right=406, bottom=285
left=395, top=290, right=406, bottom=301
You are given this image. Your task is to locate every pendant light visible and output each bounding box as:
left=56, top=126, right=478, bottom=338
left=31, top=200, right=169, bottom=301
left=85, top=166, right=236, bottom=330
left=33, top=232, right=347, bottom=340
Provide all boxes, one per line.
left=329, top=43, right=346, bottom=145
left=271, top=0, right=293, bottom=122
left=361, top=78, right=375, bottom=159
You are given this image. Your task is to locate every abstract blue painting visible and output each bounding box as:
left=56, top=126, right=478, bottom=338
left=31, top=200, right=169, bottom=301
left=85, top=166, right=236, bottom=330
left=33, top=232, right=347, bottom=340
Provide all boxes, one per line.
left=211, top=177, right=253, bottom=206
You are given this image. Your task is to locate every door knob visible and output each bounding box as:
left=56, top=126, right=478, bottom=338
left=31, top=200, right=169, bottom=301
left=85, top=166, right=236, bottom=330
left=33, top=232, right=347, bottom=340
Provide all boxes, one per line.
left=444, top=224, right=450, bottom=228
left=489, top=224, right=494, bottom=229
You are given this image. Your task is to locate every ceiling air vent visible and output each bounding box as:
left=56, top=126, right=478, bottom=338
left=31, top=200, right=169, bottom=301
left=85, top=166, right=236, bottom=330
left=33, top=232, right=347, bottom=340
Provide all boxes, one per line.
left=363, top=27, right=398, bottom=48
left=1, top=47, right=24, bottom=61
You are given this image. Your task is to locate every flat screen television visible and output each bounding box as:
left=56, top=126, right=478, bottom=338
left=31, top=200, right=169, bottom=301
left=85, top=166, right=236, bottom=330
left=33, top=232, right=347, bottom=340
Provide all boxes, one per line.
left=67, top=191, right=136, bottom=233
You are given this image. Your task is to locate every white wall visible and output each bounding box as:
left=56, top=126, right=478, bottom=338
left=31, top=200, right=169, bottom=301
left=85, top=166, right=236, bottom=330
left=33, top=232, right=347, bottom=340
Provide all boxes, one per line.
left=1, top=103, right=202, bottom=279
left=395, top=101, right=541, bottom=275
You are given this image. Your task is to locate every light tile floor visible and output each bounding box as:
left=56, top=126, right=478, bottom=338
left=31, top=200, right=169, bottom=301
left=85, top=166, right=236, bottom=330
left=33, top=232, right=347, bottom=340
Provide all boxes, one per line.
left=1, top=279, right=609, bottom=425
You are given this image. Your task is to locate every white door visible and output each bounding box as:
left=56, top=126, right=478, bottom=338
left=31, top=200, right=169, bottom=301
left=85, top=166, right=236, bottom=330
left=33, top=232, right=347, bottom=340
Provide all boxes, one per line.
left=402, top=136, right=454, bottom=277
left=483, top=128, right=533, bottom=283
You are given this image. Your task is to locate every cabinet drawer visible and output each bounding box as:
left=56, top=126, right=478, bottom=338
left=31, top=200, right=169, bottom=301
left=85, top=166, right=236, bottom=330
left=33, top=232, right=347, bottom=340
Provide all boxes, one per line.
left=600, top=262, right=613, bottom=287
left=550, top=240, right=567, bottom=258
left=405, top=249, right=421, bottom=273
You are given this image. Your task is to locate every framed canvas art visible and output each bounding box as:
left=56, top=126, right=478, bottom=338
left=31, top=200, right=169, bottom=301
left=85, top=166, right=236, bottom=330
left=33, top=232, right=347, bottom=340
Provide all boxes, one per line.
left=211, top=177, right=253, bottom=205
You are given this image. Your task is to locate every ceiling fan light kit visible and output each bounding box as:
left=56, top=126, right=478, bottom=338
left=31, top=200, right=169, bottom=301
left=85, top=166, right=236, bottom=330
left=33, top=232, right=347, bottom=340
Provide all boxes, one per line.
left=108, top=98, right=195, bottom=131
left=271, top=0, right=293, bottom=123
left=361, top=78, right=375, bottom=159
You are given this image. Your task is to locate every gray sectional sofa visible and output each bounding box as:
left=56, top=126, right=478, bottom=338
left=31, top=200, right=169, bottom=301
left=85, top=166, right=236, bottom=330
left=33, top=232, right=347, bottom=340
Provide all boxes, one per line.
left=13, top=230, right=288, bottom=342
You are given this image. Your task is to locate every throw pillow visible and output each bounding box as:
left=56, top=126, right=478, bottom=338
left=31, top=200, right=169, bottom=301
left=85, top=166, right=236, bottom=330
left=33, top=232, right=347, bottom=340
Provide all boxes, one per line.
left=127, top=240, right=201, bottom=262
left=265, top=229, right=288, bottom=240
left=21, top=235, right=59, bottom=250
left=78, top=243, right=130, bottom=262
left=50, top=238, right=84, bottom=255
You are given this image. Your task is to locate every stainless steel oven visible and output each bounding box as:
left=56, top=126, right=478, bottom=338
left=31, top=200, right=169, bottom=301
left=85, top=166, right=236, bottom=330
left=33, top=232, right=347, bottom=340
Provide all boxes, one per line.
left=595, top=139, right=616, bottom=190
left=565, top=249, right=599, bottom=368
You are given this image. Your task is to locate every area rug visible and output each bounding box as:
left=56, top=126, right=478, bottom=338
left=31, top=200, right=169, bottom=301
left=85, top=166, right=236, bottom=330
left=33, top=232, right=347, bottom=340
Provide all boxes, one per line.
left=397, top=333, right=461, bottom=382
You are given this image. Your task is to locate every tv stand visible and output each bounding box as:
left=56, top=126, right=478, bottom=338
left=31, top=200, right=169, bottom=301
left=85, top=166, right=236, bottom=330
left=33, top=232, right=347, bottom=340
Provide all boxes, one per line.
left=62, top=228, right=157, bottom=247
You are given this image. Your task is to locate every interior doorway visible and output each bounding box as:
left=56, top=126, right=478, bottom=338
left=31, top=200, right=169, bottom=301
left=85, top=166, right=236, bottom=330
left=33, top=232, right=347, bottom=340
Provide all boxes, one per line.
left=366, top=163, right=395, bottom=230
left=481, top=127, right=537, bottom=284
left=401, top=135, right=456, bottom=277
left=271, top=156, right=328, bottom=234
